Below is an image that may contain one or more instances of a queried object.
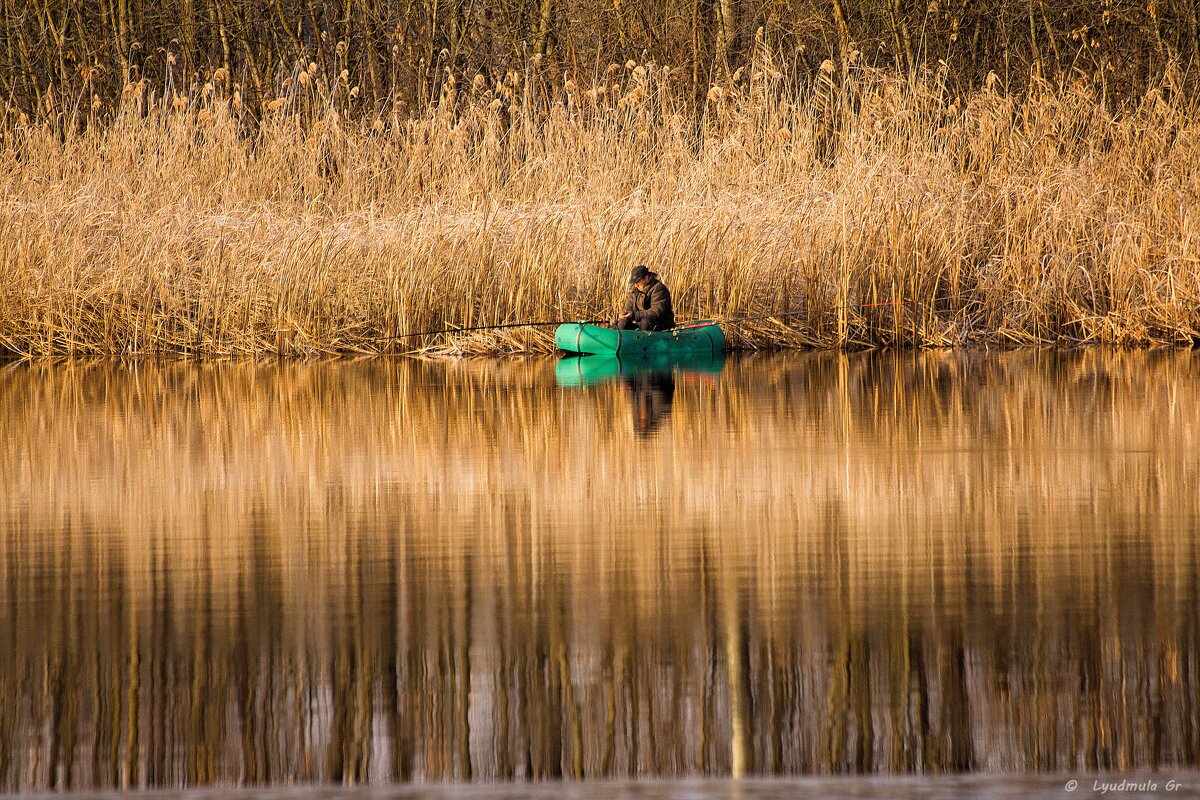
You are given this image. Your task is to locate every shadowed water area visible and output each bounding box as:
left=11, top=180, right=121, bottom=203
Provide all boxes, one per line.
left=2, top=351, right=1199, bottom=794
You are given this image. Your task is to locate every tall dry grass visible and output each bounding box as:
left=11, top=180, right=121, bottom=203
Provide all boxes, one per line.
left=3, top=52, right=1200, bottom=355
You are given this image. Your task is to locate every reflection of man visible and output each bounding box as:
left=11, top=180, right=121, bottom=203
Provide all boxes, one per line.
left=626, top=371, right=676, bottom=436
left=616, top=265, right=675, bottom=331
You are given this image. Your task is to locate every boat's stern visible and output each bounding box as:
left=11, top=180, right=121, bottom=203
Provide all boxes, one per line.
left=554, top=323, right=620, bottom=354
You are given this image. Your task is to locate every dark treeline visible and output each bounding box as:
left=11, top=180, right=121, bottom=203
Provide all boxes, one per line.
left=1, top=0, right=1198, bottom=119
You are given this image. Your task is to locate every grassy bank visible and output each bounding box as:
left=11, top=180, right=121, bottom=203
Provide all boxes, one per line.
left=2, top=56, right=1200, bottom=355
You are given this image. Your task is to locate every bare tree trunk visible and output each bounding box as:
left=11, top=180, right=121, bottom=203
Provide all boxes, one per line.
left=613, top=0, right=630, bottom=54
left=887, top=0, right=912, bottom=73
left=1027, top=0, right=1041, bottom=76
left=358, top=0, right=382, bottom=105
left=1190, top=0, right=1200, bottom=64
left=1038, top=0, right=1060, bottom=72
left=38, top=4, right=68, bottom=108
left=180, top=0, right=196, bottom=73
left=830, top=0, right=851, bottom=72
left=214, top=0, right=232, bottom=76
left=100, top=0, right=130, bottom=86
left=689, top=0, right=713, bottom=136
left=447, top=0, right=468, bottom=61
left=715, top=0, right=736, bottom=73
left=242, top=34, right=266, bottom=103
left=1, top=0, right=22, bottom=103
left=117, top=0, right=131, bottom=84
left=534, top=0, right=554, bottom=57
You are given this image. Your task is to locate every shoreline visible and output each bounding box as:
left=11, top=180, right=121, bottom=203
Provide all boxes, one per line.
left=2, top=340, right=1195, bottom=363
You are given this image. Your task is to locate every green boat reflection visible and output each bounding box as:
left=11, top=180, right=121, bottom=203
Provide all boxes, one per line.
left=556, top=353, right=726, bottom=436
left=555, top=352, right=727, bottom=388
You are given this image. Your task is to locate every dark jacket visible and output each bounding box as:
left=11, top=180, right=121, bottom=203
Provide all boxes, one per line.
left=623, top=275, right=675, bottom=330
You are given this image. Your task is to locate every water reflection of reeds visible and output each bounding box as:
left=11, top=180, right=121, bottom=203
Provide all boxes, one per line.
left=1, top=352, right=1197, bottom=790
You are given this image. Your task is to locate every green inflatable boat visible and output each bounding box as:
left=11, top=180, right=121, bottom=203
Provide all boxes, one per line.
left=554, top=322, right=725, bottom=356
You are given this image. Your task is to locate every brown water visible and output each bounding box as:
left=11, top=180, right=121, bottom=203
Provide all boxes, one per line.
left=2, top=351, right=1199, bottom=794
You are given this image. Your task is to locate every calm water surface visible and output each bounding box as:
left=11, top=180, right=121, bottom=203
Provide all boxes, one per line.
left=2, top=350, right=1198, bottom=795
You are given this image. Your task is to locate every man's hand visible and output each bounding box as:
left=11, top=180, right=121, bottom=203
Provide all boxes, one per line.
left=620, top=312, right=633, bottom=320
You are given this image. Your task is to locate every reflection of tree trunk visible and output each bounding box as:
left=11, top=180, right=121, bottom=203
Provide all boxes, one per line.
left=599, top=641, right=619, bottom=774
left=553, top=589, right=583, bottom=777
left=124, top=599, right=140, bottom=788
left=850, top=634, right=873, bottom=771
left=457, top=551, right=472, bottom=779
left=721, top=550, right=748, bottom=777
left=540, top=578, right=564, bottom=777
left=910, top=634, right=933, bottom=769
left=942, top=642, right=974, bottom=769
left=326, top=646, right=348, bottom=779
left=382, top=541, right=408, bottom=781
left=50, top=658, right=78, bottom=788
left=492, top=537, right=515, bottom=779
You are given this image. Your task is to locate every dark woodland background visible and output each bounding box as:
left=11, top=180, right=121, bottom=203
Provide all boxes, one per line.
left=2, top=0, right=1197, bottom=118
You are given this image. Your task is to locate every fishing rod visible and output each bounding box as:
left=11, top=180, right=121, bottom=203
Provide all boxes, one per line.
left=378, top=300, right=914, bottom=340
left=378, top=318, right=606, bottom=341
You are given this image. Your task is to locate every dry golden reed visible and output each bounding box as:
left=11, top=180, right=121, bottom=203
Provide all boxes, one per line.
left=2, top=54, right=1200, bottom=356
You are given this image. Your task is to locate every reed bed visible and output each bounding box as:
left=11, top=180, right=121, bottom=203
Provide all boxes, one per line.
left=3, top=54, right=1200, bottom=355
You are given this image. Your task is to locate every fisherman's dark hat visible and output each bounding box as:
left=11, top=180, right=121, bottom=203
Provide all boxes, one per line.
left=628, top=265, right=651, bottom=284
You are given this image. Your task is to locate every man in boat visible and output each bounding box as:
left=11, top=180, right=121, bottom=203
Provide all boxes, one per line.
left=616, top=265, right=675, bottom=331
